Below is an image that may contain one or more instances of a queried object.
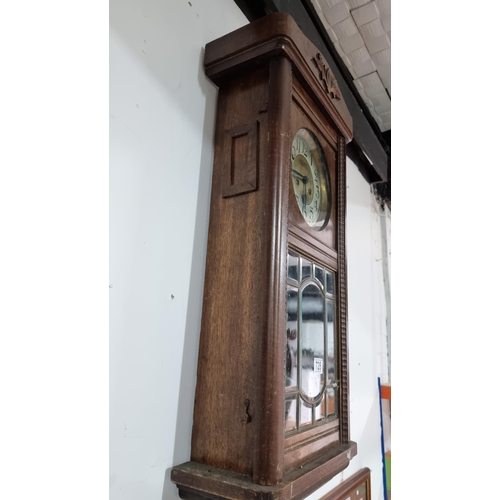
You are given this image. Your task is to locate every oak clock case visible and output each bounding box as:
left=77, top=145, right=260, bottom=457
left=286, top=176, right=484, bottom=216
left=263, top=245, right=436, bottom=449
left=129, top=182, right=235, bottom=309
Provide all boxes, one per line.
left=171, top=12, right=355, bottom=500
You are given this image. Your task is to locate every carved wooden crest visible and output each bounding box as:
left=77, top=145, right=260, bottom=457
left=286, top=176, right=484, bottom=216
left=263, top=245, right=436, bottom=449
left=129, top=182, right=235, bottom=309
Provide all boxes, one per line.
left=312, top=53, right=341, bottom=101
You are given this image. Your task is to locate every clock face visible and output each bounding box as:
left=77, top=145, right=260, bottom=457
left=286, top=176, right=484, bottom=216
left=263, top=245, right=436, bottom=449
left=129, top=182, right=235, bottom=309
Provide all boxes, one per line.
left=290, top=129, right=331, bottom=231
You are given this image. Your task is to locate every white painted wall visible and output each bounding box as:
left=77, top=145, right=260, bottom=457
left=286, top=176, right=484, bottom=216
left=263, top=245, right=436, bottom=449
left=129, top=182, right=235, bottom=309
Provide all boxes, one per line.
left=110, top=2, right=390, bottom=499
left=309, top=158, right=390, bottom=500
left=109, top=1, right=248, bottom=499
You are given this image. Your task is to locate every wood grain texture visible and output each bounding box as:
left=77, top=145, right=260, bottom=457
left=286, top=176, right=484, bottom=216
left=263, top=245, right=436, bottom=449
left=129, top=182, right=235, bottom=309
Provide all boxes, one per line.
left=252, top=55, right=292, bottom=486
left=284, top=429, right=339, bottom=474
left=190, top=67, right=270, bottom=475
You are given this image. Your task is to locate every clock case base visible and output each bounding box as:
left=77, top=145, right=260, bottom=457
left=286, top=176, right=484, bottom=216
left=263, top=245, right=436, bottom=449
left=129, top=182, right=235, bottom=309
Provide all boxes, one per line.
left=172, top=442, right=356, bottom=500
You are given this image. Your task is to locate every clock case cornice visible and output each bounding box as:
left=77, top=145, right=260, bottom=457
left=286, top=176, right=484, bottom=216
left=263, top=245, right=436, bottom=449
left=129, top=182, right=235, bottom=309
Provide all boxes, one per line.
left=204, top=12, right=353, bottom=143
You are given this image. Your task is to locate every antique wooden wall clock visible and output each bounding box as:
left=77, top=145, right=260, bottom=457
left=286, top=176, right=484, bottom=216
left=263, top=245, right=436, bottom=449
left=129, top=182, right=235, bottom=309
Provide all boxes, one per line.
left=171, top=12, right=356, bottom=500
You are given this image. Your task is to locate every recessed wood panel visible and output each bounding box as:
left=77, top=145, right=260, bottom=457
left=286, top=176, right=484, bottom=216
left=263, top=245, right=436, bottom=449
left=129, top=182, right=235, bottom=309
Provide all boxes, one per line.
left=222, top=122, right=259, bottom=198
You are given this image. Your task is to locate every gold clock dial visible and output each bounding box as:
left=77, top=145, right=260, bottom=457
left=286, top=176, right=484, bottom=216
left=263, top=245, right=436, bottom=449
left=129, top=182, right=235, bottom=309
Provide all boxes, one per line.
left=290, top=129, right=331, bottom=231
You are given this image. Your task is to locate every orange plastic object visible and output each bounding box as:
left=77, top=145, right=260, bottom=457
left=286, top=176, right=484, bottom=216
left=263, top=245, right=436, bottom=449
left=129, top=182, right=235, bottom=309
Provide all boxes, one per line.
left=381, top=384, right=391, bottom=400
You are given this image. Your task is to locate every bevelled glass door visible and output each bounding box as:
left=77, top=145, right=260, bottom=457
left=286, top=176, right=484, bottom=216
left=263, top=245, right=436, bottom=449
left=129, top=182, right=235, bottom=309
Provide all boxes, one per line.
left=285, top=249, right=338, bottom=434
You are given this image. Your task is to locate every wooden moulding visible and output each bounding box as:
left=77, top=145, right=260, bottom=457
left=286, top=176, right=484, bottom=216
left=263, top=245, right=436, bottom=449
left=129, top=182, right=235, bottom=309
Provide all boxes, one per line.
left=204, top=12, right=353, bottom=142
left=171, top=442, right=357, bottom=500
left=318, top=467, right=371, bottom=500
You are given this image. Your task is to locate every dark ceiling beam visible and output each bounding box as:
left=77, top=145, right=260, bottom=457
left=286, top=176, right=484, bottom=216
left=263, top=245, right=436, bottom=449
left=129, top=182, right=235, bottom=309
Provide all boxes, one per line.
left=232, top=0, right=275, bottom=21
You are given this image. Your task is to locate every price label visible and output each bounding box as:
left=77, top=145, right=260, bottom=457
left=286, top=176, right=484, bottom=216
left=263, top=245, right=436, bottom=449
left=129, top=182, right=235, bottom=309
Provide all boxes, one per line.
left=314, top=357, right=323, bottom=373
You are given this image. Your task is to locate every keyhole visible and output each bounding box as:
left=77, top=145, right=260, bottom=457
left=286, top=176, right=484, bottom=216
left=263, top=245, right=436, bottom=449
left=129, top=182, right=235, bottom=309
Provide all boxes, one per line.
left=244, top=399, right=252, bottom=423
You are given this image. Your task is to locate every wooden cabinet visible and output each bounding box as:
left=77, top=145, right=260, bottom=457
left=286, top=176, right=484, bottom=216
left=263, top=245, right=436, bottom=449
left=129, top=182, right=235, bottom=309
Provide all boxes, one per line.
left=171, top=12, right=355, bottom=500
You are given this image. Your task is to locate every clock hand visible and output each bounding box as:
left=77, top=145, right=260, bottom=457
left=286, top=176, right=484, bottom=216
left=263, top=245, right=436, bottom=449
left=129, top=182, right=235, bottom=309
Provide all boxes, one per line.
left=302, top=178, right=307, bottom=213
left=292, top=169, right=309, bottom=184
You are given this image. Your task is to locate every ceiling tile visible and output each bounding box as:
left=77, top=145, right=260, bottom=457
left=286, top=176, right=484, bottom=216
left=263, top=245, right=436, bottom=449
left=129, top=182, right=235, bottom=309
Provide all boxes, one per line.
left=365, top=33, right=390, bottom=55
left=353, top=78, right=364, bottom=92
left=352, top=1, right=380, bottom=27
left=315, top=0, right=327, bottom=9
left=373, top=113, right=383, bottom=126
left=374, top=0, right=390, bottom=17
left=349, top=46, right=371, bottom=66
left=379, top=111, right=390, bottom=123
left=357, top=88, right=372, bottom=106
left=352, top=59, right=377, bottom=78
left=339, top=32, right=365, bottom=54
left=356, top=71, right=383, bottom=89
left=381, top=15, right=391, bottom=31
left=359, top=18, right=385, bottom=40
left=345, top=0, right=372, bottom=8
left=375, top=101, right=391, bottom=116
left=376, top=63, right=390, bottom=85
left=371, top=47, right=390, bottom=67
left=341, top=53, right=354, bottom=68
left=365, top=82, right=386, bottom=98
left=375, top=100, right=390, bottom=115
left=362, top=77, right=386, bottom=98
left=369, top=91, right=390, bottom=108
left=317, top=9, right=330, bottom=28
left=333, top=40, right=343, bottom=54
left=333, top=41, right=354, bottom=68
left=331, top=16, right=359, bottom=39
left=324, top=1, right=351, bottom=25
left=326, top=25, right=339, bottom=42
left=313, top=0, right=326, bottom=11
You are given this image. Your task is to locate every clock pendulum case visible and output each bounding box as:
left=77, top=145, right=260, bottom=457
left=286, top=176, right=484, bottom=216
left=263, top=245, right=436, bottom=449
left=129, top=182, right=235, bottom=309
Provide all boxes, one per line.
left=171, top=12, right=356, bottom=500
